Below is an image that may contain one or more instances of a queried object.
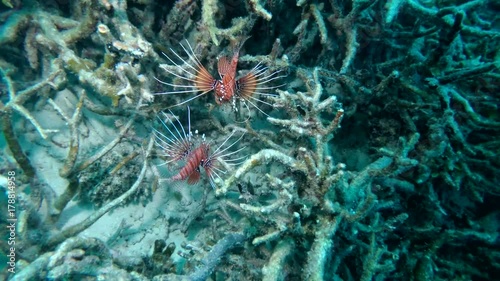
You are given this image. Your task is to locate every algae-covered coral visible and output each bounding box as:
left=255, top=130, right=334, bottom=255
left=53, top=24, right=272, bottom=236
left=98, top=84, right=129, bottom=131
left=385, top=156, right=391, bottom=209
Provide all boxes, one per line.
left=0, top=0, right=499, bottom=280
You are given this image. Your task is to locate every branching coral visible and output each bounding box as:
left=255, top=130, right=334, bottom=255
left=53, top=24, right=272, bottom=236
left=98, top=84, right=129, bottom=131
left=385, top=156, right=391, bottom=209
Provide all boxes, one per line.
left=0, top=69, right=59, bottom=180
left=11, top=237, right=148, bottom=281
left=1, top=68, right=61, bottom=140
left=44, top=135, right=154, bottom=248
left=2, top=0, right=499, bottom=280
left=211, top=62, right=421, bottom=279
left=201, top=0, right=256, bottom=46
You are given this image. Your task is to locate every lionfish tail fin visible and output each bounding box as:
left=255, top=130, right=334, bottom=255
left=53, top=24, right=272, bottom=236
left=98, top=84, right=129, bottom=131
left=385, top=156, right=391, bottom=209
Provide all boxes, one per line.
left=230, top=36, right=251, bottom=54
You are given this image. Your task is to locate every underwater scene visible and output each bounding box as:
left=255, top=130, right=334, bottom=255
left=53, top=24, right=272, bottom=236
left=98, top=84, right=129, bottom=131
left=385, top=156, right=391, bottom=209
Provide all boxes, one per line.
left=0, top=0, right=499, bottom=280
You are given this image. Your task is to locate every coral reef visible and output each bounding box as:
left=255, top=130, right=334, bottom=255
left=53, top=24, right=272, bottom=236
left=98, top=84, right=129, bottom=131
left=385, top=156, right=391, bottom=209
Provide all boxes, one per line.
left=0, top=0, right=499, bottom=280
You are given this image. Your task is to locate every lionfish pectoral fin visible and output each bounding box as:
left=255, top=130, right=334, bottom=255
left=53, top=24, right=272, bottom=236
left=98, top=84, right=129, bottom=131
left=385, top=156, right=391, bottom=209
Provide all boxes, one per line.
left=194, top=65, right=216, bottom=93
left=236, top=72, right=258, bottom=99
left=187, top=170, right=201, bottom=185
left=217, top=56, right=231, bottom=78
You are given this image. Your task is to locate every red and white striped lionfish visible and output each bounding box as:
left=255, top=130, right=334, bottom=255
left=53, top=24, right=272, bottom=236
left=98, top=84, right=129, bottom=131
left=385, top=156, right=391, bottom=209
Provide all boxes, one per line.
left=154, top=37, right=285, bottom=116
left=153, top=107, right=246, bottom=188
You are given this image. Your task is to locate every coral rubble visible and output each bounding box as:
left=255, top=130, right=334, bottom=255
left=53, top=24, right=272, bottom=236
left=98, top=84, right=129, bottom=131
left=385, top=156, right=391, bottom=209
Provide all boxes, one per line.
left=0, top=0, right=498, bottom=280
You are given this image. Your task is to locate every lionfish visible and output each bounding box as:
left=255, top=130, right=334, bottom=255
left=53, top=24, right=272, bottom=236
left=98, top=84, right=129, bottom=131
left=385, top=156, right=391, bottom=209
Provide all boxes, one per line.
left=153, top=107, right=246, bottom=188
left=154, top=38, right=284, bottom=116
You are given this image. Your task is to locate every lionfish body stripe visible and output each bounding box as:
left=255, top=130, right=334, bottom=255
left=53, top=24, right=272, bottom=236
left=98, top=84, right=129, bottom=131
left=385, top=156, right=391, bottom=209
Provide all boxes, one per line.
left=170, top=144, right=209, bottom=184
left=215, top=74, right=236, bottom=104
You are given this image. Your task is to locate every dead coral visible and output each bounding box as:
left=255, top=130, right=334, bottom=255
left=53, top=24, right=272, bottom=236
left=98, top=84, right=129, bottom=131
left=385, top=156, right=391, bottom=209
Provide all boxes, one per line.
left=3, top=0, right=499, bottom=280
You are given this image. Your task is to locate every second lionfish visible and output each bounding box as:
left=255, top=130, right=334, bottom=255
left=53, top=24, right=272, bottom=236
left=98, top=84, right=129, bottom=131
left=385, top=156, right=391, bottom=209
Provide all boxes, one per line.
left=154, top=107, right=246, bottom=188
